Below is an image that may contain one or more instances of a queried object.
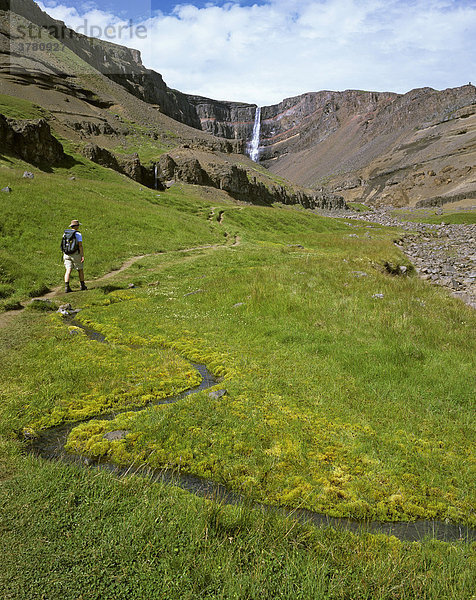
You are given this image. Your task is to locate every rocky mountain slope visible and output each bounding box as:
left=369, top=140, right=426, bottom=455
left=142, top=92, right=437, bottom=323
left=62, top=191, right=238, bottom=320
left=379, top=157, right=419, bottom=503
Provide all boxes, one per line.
left=263, top=87, right=476, bottom=208
left=194, top=87, right=476, bottom=209
left=0, top=0, right=344, bottom=210
left=1, top=0, right=475, bottom=209
left=0, top=0, right=203, bottom=128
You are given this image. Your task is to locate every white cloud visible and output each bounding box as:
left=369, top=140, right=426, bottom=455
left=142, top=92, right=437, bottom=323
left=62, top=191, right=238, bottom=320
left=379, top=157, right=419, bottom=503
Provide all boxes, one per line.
left=37, top=1, right=132, bottom=41
left=38, top=0, right=476, bottom=105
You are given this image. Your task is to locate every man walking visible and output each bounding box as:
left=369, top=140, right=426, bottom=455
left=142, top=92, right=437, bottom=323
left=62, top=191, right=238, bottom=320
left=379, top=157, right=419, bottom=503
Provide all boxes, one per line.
left=62, top=219, right=87, bottom=293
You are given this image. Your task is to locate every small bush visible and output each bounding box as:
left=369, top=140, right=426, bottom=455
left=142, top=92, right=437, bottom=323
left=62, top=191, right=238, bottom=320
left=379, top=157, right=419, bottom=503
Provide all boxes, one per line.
left=27, top=284, right=51, bottom=297
left=0, top=283, right=14, bottom=299
left=383, top=261, right=414, bottom=276
left=99, top=284, right=125, bottom=294
left=26, top=299, right=57, bottom=312
left=0, top=299, right=23, bottom=311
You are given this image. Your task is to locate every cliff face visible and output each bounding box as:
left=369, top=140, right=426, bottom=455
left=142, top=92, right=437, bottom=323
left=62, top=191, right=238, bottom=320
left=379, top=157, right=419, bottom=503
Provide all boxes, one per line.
left=1, top=0, right=143, bottom=70
left=181, top=90, right=401, bottom=159
left=193, top=84, right=474, bottom=207
left=0, top=113, right=64, bottom=164
left=188, top=96, right=256, bottom=141
left=0, top=0, right=202, bottom=128
left=259, top=90, right=397, bottom=160
left=265, top=85, right=476, bottom=207
left=3, top=0, right=475, bottom=208
left=186, top=85, right=475, bottom=166
left=184, top=87, right=476, bottom=209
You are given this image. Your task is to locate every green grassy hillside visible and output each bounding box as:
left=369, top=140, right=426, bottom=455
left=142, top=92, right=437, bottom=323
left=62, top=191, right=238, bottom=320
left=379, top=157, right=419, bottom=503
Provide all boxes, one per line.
left=1, top=105, right=475, bottom=598
left=0, top=158, right=229, bottom=305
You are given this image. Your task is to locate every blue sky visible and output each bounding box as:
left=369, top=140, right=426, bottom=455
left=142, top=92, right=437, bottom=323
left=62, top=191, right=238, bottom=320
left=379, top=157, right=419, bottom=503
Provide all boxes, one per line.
left=38, top=0, right=476, bottom=105
left=42, top=0, right=263, bottom=20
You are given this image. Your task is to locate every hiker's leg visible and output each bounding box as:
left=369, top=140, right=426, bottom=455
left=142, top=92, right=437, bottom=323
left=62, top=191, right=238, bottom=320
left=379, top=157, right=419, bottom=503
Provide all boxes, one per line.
left=78, top=269, right=87, bottom=290
left=63, top=255, right=74, bottom=292
left=64, top=267, right=73, bottom=292
left=64, top=266, right=72, bottom=283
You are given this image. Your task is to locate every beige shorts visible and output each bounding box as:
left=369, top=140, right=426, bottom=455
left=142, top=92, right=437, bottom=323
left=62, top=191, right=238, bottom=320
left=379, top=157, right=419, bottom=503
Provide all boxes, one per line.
left=63, top=252, right=83, bottom=271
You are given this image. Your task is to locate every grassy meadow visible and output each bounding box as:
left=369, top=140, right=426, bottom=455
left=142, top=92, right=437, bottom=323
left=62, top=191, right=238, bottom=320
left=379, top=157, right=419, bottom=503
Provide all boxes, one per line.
left=1, top=100, right=475, bottom=597
left=38, top=221, right=475, bottom=528
left=0, top=159, right=228, bottom=305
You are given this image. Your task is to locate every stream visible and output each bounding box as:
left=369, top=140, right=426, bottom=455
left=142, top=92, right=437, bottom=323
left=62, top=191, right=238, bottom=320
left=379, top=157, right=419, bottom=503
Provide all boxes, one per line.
left=26, top=320, right=475, bottom=544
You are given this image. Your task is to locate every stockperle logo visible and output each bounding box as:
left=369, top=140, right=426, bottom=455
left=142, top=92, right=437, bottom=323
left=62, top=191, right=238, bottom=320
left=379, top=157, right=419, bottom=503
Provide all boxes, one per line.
left=7, top=0, right=151, bottom=76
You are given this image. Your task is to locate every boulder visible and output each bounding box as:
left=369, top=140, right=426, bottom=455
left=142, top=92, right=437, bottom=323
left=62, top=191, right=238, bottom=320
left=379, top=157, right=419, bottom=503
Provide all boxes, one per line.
left=119, top=153, right=143, bottom=182
left=157, top=154, right=178, bottom=180
left=103, top=430, right=130, bottom=441
left=57, top=303, right=81, bottom=316
left=174, top=157, right=208, bottom=185
left=67, top=120, right=119, bottom=136
left=82, top=143, right=120, bottom=171
left=209, top=389, right=227, bottom=400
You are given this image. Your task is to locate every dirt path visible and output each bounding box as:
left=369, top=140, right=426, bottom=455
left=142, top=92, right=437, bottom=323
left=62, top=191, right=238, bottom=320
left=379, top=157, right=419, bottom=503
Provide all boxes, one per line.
left=0, top=255, right=153, bottom=330
left=0, top=238, right=241, bottom=330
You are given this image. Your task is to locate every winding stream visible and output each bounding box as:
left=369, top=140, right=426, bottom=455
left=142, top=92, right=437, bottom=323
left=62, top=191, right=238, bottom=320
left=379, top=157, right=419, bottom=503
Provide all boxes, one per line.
left=27, top=321, right=475, bottom=544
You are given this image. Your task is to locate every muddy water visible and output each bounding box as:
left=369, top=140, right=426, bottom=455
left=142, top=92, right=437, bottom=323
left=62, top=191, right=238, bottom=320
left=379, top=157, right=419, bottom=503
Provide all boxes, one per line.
left=27, top=320, right=475, bottom=543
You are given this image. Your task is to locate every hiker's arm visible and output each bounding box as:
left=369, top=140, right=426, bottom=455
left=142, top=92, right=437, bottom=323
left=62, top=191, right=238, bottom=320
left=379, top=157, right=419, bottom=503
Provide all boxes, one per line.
left=79, top=241, right=84, bottom=263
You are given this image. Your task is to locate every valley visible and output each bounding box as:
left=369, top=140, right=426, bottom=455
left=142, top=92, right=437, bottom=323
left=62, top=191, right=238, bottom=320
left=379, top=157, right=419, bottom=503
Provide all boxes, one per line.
left=0, top=1, right=475, bottom=598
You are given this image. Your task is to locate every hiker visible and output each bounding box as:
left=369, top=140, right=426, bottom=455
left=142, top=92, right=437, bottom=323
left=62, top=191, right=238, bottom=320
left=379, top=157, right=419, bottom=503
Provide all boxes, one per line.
left=62, top=219, right=87, bottom=293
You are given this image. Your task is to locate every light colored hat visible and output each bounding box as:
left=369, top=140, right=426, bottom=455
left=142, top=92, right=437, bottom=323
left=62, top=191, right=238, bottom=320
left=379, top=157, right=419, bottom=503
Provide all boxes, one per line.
left=69, top=219, right=81, bottom=227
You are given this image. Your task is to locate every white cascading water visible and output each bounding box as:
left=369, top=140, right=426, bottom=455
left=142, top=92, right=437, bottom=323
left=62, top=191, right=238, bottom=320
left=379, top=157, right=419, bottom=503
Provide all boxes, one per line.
left=248, top=106, right=261, bottom=162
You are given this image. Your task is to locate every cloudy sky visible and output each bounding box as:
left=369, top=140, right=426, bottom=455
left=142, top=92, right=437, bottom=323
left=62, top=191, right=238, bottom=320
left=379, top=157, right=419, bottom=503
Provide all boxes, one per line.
left=37, top=0, right=476, bottom=106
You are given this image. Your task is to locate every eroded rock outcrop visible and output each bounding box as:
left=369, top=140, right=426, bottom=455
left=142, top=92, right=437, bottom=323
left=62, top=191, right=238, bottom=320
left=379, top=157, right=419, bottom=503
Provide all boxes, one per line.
left=81, top=140, right=345, bottom=208
left=0, top=113, right=64, bottom=164
left=157, top=152, right=346, bottom=209
left=82, top=143, right=158, bottom=188
left=65, top=120, right=121, bottom=137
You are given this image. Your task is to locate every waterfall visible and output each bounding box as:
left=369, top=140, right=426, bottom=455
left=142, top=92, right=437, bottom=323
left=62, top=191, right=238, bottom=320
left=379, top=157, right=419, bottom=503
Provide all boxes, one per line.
left=248, top=106, right=261, bottom=162
left=154, top=163, right=158, bottom=190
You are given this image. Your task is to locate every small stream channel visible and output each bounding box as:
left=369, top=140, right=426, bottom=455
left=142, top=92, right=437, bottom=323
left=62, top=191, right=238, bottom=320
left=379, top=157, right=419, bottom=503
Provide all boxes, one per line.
left=26, top=320, right=475, bottom=544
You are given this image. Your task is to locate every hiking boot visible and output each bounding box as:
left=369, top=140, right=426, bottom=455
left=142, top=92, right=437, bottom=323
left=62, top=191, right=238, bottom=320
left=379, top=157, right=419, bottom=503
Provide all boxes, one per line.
left=65, top=284, right=72, bottom=293
left=80, top=282, right=88, bottom=291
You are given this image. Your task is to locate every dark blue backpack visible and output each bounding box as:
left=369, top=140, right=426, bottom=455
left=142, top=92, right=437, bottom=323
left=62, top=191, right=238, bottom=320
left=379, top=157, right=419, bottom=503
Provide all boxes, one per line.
left=61, top=229, right=79, bottom=254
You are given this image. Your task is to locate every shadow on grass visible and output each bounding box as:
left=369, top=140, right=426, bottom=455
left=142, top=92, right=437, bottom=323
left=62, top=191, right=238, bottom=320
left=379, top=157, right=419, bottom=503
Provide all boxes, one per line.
left=0, top=151, right=81, bottom=174
left=98, top=284, right=126, bottom=294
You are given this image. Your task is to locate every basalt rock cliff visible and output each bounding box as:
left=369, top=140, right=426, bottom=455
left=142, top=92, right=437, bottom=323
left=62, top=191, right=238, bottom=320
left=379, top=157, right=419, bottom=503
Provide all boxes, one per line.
left=155, top=148, right=345, bottom=209
left=187, top=95, right=255, bottom=142
left=190, top=86, right=476, bottom=208
left=0, top=0, right=202, bottom=127
left=80, top=141, right=345, bottom=210
left=1, top=0, right=475, bottom=208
